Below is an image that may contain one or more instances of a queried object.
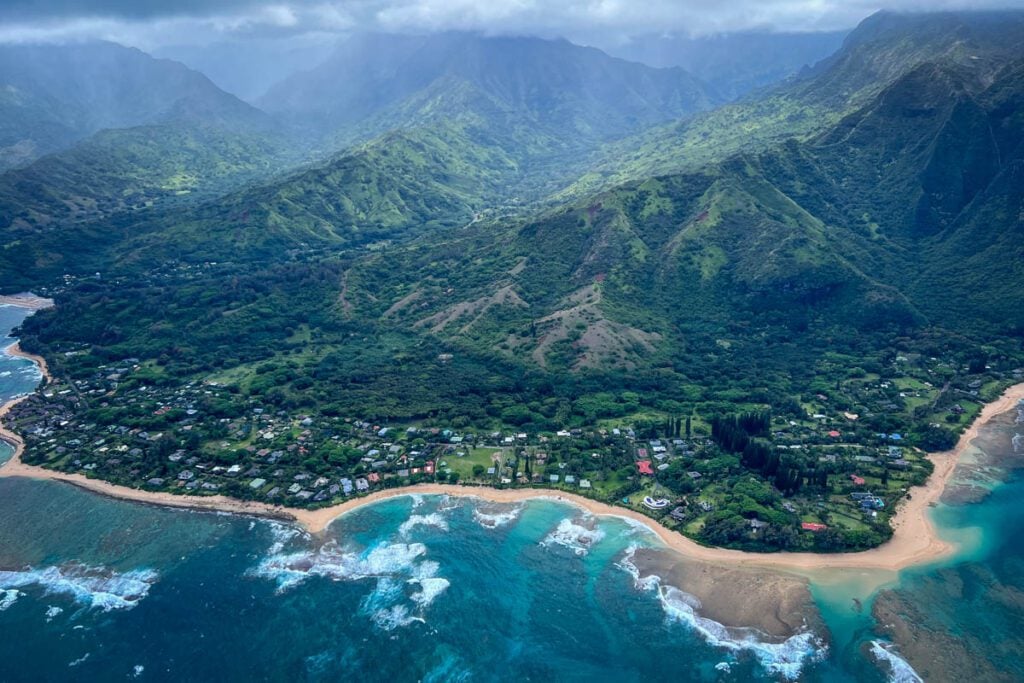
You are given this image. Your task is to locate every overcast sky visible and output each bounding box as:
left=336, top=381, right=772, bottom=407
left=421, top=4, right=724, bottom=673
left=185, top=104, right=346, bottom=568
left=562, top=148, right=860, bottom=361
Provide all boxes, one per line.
left=2, top=0, right=1023, bottom=49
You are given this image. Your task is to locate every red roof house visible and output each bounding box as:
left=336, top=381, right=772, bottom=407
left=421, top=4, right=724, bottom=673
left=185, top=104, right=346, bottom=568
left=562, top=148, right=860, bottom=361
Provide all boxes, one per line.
left=637, top=460, right=654, bottom=475
left=850, top=474, right=866, bottom=486
left=801, top=522, right=827, bottom=532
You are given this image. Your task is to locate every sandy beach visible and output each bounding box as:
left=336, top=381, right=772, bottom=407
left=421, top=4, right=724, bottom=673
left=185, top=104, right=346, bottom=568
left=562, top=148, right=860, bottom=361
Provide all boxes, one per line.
left=0, top=294, right=54, bottom=311
left=1, top=323, right=1022, bottom=573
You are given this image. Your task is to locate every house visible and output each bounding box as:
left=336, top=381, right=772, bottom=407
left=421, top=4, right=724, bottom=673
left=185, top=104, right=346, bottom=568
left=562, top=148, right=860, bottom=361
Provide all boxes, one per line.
left=749, top=519, right=769, bottom=530
left=801, top=522, right=827, bottom=532
left=287, top=483, right=302, bottom=494
left=549, top=474, right=559, bottom=483
left=579, top=479, right=591, bottom=489
left=355, top=478, right=369, bottom=491
left=249, top=478, right=266, bottom=489
left=637, top=460, right=654, bottom=475
left=564, top=475, right=576, bottom=484
left=850, top=474, right=866, bottom=486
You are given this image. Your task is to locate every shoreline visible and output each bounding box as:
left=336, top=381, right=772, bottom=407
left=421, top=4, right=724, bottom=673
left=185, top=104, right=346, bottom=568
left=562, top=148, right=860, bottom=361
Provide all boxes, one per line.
left=0, top=294, right=54, bottom=311
left=1, top=325, right=1022, bottom=571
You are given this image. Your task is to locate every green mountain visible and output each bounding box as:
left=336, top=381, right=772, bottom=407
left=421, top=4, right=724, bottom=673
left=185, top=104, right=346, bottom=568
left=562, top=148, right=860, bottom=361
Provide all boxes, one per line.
left=0, top=41, right=273, bottom=170
left=0, top=123, right=293, bottom=233
left=334, top=12, right=1024, bottom=382
left=1, top=33, right=722, bottom=280
left=606, top=30, right=848, bottom=100
left=562, top=10, right=1024, bottom=200
left=259, top=32, right=718, bottom=147
left=8, top=10, right=1024, bottom=401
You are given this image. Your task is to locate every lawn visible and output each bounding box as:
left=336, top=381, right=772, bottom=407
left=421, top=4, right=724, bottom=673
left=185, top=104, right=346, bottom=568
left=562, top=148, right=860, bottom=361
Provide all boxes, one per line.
left=448, top=446, right=504, bottom=480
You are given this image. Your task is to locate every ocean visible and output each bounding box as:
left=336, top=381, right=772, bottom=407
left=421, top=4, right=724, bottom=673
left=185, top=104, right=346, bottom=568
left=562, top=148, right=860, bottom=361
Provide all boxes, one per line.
left=1, top=309, right=1021, bottom=682
left=0, top=305, right=42, bottom=467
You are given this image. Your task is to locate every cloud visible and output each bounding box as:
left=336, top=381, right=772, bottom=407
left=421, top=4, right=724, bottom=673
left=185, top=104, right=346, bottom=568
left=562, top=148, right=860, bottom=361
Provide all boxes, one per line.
left=1, top=0, right=1022, bottom=47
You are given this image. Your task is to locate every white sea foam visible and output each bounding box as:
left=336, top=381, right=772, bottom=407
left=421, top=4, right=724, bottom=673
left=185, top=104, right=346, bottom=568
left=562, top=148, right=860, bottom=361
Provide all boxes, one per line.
left=45, top=605, right=63, bottom=621
left=250, top=539, right=449, bottom=631
left=617, top=547, right=825, bottom=681
left=264, top=521, right=308, bottom=555
left=250, top=541, right=431, bottom=590
left=436, top=495, right=462, bottom=513
left=410, top=577, right=450, bottom=608
left=399, top=513, right=450, bottom=537
left=371, top=603, right=423, bottom=630
left=615, top=544, right=661, bottom=590
left=409, top=494, right=425, bottom=509
left=132, top=665, right=145, bottom=678
left=472, top=505, right=523, bottom=529
left=0, top=564, right=158, bottom=612
left=540, top=518, right=606, bottom=556
left=0, top=588, right=22, bottom=610
left=870, top=640, right=924, bottom=683
left=68, top=653, right=91, bottom=667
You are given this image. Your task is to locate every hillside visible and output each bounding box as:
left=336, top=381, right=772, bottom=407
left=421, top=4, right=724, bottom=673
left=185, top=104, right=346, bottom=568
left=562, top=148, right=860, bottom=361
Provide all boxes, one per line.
left=561, top=10, right=1024, bottom=200
left=352, top=41, right=1024, bottom=378
left=0, top=123, right=295, bottom=232
left=259, top=32, right=718, bottom=148
left=606, top=30, right=848, bottom=100
left=0, top=41, right=273, bottom=170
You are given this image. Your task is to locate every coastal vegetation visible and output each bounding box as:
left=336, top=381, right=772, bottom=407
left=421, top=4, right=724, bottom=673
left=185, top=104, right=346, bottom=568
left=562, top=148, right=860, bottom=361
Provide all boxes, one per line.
left=4, top=10, right=1024, bottom=553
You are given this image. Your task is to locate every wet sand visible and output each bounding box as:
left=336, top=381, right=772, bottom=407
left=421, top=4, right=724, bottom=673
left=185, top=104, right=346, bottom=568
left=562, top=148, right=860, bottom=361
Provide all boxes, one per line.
left=629, top=547, right=819, bottom=639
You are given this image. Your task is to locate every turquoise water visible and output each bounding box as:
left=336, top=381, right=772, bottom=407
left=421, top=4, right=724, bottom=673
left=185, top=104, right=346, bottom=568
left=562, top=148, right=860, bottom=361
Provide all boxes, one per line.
left=0, top=304, right=40, bottom=467
left=1, top=309, right=1022, bottom=681
left=0, top=485, right=835, bottom=681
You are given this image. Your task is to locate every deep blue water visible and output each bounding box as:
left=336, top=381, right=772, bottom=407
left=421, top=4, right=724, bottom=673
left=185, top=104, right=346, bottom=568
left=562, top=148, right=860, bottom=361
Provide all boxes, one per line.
left=1, top=309, right=1022, bottom=681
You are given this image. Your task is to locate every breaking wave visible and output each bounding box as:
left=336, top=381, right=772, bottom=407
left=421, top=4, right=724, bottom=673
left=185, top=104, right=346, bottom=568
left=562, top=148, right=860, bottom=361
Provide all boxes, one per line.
left=617, top=548, right=826, bottom=681
left=472, top=504, right=523, bottom=529
left=540, top=518, right=605, bottom=556
left=249, top=540, right=449, bottom=630
left=0, top=563, right=158, bottom=612
left=0, top=588, right=21, bottom=611
left=870, top=640, right=924, bottom=683
left=263, top=521, right=309, bottom=555
left=399, top=513, right=450, bottom=537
